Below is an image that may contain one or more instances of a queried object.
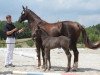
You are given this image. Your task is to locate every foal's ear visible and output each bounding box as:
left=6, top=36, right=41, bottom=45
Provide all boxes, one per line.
left=37, top=26, right=40, bottom=29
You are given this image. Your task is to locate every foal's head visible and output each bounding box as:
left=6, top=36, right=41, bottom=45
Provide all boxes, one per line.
left=32, top=26, right=48, bottom=39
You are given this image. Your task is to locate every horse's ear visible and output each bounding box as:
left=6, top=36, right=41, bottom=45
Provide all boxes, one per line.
left=26, top=6, right=28, bottom=10
left=22, top=5, right=26, bottom=11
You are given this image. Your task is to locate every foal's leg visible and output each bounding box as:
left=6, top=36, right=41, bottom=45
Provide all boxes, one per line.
left=36, top=43, right=41, bottom=67
left=71, top=45, right=79, bottom=71
left=41, top=45, right=45, bottom=68
left=63, top=48, right=71, bottom=72
left=44, top=48, right=48, bottom=71
left=48, top=50, right=51, bottom=70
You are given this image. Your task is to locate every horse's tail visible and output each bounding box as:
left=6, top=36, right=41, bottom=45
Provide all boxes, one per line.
left=78, top=24, right=100, bottom=49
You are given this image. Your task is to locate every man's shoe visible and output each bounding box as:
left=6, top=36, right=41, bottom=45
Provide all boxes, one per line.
left=5, top=65, right=9, bottom=68
left=9, top=64, right=15, bottom=67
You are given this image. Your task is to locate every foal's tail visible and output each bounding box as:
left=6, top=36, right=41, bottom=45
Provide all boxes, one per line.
left=78, top=24, right=100, bottom=49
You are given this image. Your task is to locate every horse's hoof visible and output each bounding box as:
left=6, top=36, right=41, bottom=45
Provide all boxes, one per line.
left=72, top=62, right=78, bottom=71
left=36, top=66, right=41, bottom=69
left=71, top=67, right=78, bottom=71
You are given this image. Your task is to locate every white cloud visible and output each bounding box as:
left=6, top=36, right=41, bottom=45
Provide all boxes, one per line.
left=35, top=0, right=44, bottom=2
left=77, top=14, right=100, bottom=27
left=0, top=0, right=100, bottom=26
left=33, top=0, right=100, bottom=12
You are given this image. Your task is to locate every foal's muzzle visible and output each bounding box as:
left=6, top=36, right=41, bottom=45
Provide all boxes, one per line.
left=32, top=33, right=36, bottom=40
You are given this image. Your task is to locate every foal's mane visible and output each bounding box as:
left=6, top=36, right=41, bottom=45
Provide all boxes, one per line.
left=38, top=27, right=49, bottom=36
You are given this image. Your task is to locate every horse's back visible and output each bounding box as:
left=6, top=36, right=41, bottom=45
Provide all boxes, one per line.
left=61, top=21, right=81, bottom=45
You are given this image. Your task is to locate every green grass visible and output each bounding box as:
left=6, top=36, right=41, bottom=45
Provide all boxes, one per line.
left=0, top=38, right=85, bottom=48
left=0, top=38, right=35, bottom=48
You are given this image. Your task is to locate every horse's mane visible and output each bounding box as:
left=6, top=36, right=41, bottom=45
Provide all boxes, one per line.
left=27, top=9, right=42, bottom=21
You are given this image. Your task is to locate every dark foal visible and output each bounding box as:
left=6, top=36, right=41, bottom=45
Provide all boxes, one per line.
left=33, top=26, right=71, bottom=72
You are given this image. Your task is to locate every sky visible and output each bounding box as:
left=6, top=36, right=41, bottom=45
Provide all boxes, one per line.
left=0, top=0, right=100, bottom=27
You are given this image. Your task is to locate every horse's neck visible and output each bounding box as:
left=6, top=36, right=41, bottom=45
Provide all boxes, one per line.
left=28, top=11, right=43, bottom=23
left=27, top=11, right=47, bottom=27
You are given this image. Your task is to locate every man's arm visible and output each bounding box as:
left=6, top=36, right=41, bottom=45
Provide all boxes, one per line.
left=6, top=28, right=18, bottom=35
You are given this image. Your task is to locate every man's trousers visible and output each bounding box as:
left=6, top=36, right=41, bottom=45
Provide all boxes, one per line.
left=5, top=37, right=15, bottom=65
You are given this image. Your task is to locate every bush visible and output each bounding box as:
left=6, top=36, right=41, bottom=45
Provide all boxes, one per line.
left=0, top=39, right=6, bottom=47
left=15, top=44, right=22, bottom=48
left=26, top=39, right=34, bottom=47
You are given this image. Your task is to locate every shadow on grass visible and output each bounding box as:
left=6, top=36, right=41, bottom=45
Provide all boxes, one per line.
left=9, top=65, right=100, bottom=72
left=0, top=71, right=12, bottom=75
left=15, top=64, right=35, bottom=67
left=51, top=66, right=100, bottom=72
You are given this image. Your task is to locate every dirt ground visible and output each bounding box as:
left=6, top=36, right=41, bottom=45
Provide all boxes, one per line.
left=0, top=48, right=100, bottom=75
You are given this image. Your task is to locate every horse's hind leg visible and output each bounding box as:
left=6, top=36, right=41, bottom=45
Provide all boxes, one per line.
left=71, top=44, right=79, bottom=71
left=63, top=48, right=71, bottom=72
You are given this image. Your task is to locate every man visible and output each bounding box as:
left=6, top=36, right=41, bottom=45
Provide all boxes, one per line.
left=4, top=15, right=23, bottom=68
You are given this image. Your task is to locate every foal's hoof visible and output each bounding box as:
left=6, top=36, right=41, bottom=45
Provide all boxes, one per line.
left=36, top=66, right=40, bottom=69
left=43, top=68, right=47, bottom=71
left=43, top=67, right=49, bottom=72
left=47, top=68, right=51, bottom=71
left=66, top=67, right=70, bottom=72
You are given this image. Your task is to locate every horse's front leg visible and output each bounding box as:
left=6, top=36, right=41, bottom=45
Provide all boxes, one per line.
left=36, top=44, right=41, bottom=68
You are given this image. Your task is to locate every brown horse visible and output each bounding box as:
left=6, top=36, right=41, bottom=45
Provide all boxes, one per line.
left=18, top=6, right=100, bottom=71
left=33, top=26, right=71, bottom=71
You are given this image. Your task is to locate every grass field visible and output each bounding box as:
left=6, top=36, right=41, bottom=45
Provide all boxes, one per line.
left=0, top=38, right=85, bottom=48
left=0, top=38, right=35, bottom=48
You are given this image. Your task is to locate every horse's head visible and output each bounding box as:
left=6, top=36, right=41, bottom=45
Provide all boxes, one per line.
left=18, top=6, right=32, bottom=23
left=18, top=6, right=42, bottom=23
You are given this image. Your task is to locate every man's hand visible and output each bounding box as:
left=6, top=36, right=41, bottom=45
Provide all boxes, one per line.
left=18, top=28, right=24, bottom=33
left=13, top=28, right=18, bottom=32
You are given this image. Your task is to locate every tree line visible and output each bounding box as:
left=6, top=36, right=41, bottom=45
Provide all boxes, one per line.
left=0, top=20, right=100, bottom=43
left=0, top=21, right=31, bottom=40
